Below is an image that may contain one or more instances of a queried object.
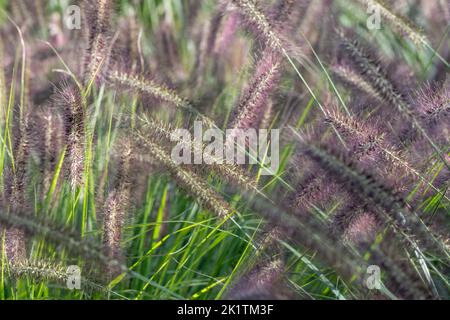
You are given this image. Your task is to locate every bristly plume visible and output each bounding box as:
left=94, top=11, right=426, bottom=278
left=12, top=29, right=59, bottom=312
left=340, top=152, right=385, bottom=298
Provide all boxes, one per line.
left=108, top=69, right=190, bottom=109
left=2, top=111, right=33, bottom=264
left=0, top=207, right=126, bottom=276
left=296, top=0, right=333, bottom=57
left=116, top=8, right=141, bottom=72
left=230, top=50, right=282, bottom=130
left=289, top=175, right=344, bottom=216
left=338, top=33, right=411, bottom=115
left=415, top=82, right=450, bottom=126
left=229, top=0, right=286, bottom=53
left=3, top=227, right=27, bottom=265
left=35, top=108, right=64, bottom=196
left=7, top=258, right=103, bottom=295
left=135, top=130, right=233, bottom=219
left=102, top=137, right=132, bottom=277
left=338, top=34, right=450, bottom=170
left=225, top=258, right=289, bottom=299
left=102, top=191, right=126, bottom=276
left=331, top=64, right=385, bottom=104
left=140, top=116, right=258, bottom=191
left=322, top=105, right=420, bottom=179
left=8, top=114, right=32, bottom=212
left=9, top=259, right=69, bottom=283
left=213, top=11, right=239, bottom=56
left=300, top=141, right=408, bottom=223
left=298, top=141, right=448, bottom=256
left=56, top=81, right=86, bottom=189
left=109, top=70, right=217, bottom=127
left=334, top=207, right=379, bottom=245
left=355, top=0, right=427, bottom=46
left=154, top=20, right=181, bottom=75
left=83, top=0, right=115, bottom=86
left=259, top=100, right=273, bottom=129
left=323, top=106, right=382, bottom=155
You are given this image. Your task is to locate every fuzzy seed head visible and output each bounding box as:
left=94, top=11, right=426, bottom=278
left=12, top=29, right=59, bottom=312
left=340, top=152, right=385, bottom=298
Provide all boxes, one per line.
left=231, top=0, right=284, bottom=52
left=109, top=70, right=189, bottom=109
left=57, top=83, right=85, bottom=189
left=415, top=83, right=450, bottom=124
left=356, top=0, right=427, bottom=46
left=136, top=131, right=232, bottom=219
left=343, top=212, right=378, bottom=245
left=230, top=51, right=281, bottom=130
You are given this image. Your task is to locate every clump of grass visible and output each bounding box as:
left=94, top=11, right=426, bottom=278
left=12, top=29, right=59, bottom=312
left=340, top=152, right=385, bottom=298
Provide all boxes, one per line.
left=0, top=0, right=448, bottom=300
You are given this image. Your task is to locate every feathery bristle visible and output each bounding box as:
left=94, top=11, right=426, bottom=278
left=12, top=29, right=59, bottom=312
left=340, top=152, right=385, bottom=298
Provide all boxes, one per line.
left=322, top=106, right=419, bottom=178
left=356, top=0, right=427, bottom=46
left=225, top=258, right=285, bottom=299
left=2, top=111, right=33, bottom=264
left=102, top=137, right=132, bottom=277
left=331, top=64, right=385, bottom=104
left=141, top=116, right=258, bottom=190
left=9, top=259, right=68, bottom=283
left=57, top=82, right=86, bottom=189
left=36, top=108, right=64, bottom=195
left=342, top=211, right=378, bottom=245
left=300, top=142, right=448, bottom=256
left=135, top=131, right=233, bottom=219
left=289, top=175, right=343, bottom=215
left=415, top=82, right=450, bottom=125
left=84, top=0, right=115, bottom=85
left=9, top=115, right=32, bottom=211
left=230, top=0, right=285, bottom=53
left=3, top=227, right=27, bottom=264
left=230, top=51, right=282, bottom=130
left=7, top=258, right=102, bottom=293
left=102, top=191, right=125, bottom=275
left=302, top=143, right=407, bottom=222
left=0, top=207, right=125, bottom=274
left=339, top=33, right=411, bottom=115
left=109, top=69, right=189, bottom=109
left=214, top=11, right=239, bottom=56
left=259, top=100, right=273, bottom=129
